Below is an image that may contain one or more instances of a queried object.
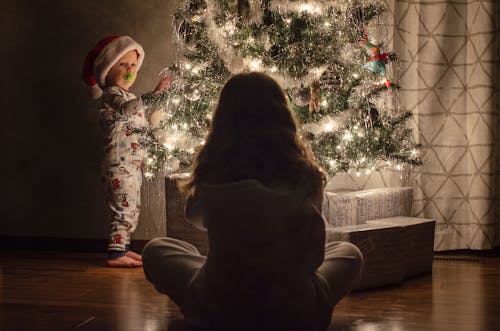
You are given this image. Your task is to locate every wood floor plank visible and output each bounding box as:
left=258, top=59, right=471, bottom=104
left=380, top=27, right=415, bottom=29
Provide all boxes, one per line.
left=1, top=250, right=499, bottom=331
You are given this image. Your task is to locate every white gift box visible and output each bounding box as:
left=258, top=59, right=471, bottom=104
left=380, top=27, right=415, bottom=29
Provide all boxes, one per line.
left=356, top=187, right=413, bottom=223
left=322, top=187, right=413, bottom=226
left=321, top=191, right=359, bottom=227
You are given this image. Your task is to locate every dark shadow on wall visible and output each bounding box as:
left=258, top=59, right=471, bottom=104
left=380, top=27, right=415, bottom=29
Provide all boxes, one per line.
left=0, top=0, right=176, bottom=241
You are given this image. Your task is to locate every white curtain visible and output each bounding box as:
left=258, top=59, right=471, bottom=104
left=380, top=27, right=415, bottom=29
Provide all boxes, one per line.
left=392, top=0, right=499, bottom=250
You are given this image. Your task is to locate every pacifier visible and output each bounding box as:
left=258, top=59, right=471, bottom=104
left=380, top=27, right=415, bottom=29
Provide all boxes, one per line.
left=123, top=71, right=135, bottom=83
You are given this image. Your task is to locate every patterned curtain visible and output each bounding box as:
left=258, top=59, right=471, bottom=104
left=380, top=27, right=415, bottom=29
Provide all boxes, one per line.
left=393, top=0, right=499, bottom=250
left=328, top=1, right=498, bottom=250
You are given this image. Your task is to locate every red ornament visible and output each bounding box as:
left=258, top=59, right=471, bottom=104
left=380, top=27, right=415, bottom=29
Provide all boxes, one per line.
left=369, top=53, right=389, bottom=63
left=112, top=178, right=121, bottom=188
left=385, top=81, right=392, bottom=88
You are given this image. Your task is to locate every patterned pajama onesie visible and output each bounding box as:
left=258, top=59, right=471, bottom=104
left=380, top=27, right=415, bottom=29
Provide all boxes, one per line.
left=99, top=86, right=149, bottom=257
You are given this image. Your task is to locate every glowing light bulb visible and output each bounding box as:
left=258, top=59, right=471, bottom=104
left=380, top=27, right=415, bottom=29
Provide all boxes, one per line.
left=342, top=131, right=353, bottom=142
left=248, top=58, right=262, bottom=71
left=223, top=22, right=235, bottom=35
left=309, top=67, right=324, bottom=77
left=323, top=121, right=334, bottom=132
left=299, top=4, right=320, bottom=14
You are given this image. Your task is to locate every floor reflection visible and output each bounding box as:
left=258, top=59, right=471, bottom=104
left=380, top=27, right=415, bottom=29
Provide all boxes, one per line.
left=431, top=261, right=485, bottom=331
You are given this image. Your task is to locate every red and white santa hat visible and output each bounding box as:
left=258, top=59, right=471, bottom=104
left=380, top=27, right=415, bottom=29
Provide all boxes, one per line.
left=81, top=35, right=145, bottom=99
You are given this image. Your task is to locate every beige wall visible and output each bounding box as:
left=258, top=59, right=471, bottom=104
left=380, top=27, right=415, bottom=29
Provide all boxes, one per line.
left=0, top=0, right=179, bottom=240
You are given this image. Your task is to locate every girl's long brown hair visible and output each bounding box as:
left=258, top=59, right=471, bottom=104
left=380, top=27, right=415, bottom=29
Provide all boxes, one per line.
left=182, top=72, right=325, bottom=198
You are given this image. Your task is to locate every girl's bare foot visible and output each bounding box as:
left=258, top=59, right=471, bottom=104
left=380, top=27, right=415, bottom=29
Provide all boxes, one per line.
left=106, top=255, right=143, bottom=267
left=125, top=250, right=142, bottom=261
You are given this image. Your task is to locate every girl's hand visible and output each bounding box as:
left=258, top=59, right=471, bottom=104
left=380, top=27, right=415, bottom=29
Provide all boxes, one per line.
left=154, top=76, right=172, bottom=94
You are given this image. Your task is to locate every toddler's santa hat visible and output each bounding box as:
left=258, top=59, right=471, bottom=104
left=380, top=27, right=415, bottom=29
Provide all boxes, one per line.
left=81, top=35, right=145, bottom=99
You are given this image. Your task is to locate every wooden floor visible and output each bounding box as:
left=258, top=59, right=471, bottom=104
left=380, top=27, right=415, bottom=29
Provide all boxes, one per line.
left=1, top=250, right=500, bottom=331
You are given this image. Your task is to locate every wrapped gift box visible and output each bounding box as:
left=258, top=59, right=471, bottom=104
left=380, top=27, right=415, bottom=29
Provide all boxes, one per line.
left=367, top=217, right=435, bottom=278
left=322, top=187, right=413, bottom=227
left=356, top=187, right=413, bottom=223
left=165, top=176, right=209, bottom=255
left=322, top=191, right=359, bottom=227
left=327, top=222, right=404, bottom=290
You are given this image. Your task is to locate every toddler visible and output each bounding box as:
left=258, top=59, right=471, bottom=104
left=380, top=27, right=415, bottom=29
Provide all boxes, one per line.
left=82, top=35, right=170, bottom=267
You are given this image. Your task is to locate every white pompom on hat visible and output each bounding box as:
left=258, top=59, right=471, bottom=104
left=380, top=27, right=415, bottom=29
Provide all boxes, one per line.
left=81, top=35, right=145, bottom=99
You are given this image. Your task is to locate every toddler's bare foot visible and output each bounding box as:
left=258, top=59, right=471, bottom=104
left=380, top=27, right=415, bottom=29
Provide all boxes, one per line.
left=107, top=255, right=143, bottom=267
left=125, top=250, right=142, bottom=261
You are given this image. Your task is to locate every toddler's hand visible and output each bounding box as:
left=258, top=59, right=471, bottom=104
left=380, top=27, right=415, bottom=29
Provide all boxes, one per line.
left=154, top=76, right=173, bottom=94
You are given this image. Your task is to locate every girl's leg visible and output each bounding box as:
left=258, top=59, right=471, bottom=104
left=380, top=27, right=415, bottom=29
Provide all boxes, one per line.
left=316, top=241, right=363, bottom=306
left=142, top=237, right=206, bottom=305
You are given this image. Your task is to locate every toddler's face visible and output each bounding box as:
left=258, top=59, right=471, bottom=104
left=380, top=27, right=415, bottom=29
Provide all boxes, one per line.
left=106, top=50, right=138, bottom=90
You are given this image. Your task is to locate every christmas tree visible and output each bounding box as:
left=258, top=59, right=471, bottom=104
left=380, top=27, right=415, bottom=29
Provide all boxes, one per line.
left=140, top=0, right=421, bottom=179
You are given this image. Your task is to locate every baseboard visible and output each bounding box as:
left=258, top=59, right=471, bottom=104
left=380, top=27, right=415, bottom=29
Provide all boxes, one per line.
left=0, top=236, right=149, bottom=253
left=434, top=247, right=500, bottom=257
